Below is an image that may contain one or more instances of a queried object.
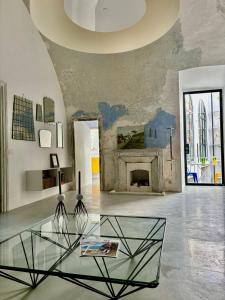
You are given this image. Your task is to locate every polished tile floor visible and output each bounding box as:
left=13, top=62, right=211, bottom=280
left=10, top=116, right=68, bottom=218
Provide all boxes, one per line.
left=0, top=186, right=224, bottom=300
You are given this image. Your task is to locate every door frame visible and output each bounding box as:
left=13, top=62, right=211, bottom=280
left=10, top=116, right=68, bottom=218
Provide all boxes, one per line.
left=0, top=81, right=8, bottom=212
left=183, top=89, right=225, bottom=186
left=73, top=116, right=103, bottom=191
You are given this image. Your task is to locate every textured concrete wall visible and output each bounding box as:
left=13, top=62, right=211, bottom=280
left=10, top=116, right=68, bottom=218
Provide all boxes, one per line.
left=40, top=0, right=225, bottom=191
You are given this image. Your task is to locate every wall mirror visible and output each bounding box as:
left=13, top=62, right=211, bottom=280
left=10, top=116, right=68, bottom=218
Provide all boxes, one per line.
left=56, top=122, right=63, bottom=148
left=39, top=130, right=52, bottom=148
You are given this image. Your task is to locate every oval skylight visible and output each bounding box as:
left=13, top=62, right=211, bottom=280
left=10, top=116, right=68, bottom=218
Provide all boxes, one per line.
left=30, top=0, right=180, bottom=54
left=64, top=0, right=147, bottom=32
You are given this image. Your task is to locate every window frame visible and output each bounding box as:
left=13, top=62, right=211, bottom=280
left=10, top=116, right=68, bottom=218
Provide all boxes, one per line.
left=183, top=89, right=225, bottom=186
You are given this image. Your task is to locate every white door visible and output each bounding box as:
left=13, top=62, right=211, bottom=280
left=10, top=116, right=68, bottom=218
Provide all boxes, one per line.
left=74, top=121, right=92, bottom=191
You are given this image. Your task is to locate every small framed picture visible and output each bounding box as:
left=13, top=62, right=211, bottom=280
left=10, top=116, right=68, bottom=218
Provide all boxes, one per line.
left=50, top=153, right=59, bottom=168
left=36, top=104, right=43, bottom=122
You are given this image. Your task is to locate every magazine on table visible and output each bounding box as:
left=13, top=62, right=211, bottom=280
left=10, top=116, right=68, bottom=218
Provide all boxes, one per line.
left=80, top=239, right=120, bottom=258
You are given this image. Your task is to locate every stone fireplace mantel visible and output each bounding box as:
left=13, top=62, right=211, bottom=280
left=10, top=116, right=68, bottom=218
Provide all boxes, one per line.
left=114, top=149, right=165, bottom=193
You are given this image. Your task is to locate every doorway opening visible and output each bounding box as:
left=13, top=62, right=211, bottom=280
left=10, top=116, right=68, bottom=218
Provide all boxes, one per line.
left=74, top=119, right=101, bottom=194
left=183, top=90, right=224, bottom=185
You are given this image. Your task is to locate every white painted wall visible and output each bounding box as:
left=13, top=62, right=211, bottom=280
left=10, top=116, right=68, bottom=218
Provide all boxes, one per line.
left=85, top=120, right=99, bottom=158
left=90, top=128, right=100, bottom=158
left=0, top=0, right=69, bottom=210
left=64, top=0, right=98, bottom=31
left=74, top=121, right=92, bottom=189
left=180, top=66, right=225, bottom=91
left=179, top=65, right=225, bottom=190
left=64, top=0, right=146, bottom=33
left=95, top=0, right=146, bottom=32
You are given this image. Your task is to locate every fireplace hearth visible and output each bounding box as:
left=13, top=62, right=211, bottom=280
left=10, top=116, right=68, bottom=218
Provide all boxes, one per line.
left=130, top=170, right=150, bottom=187
left=127, top=163, right=151, bottom=192
left=114, top=149, right=164, bottom=194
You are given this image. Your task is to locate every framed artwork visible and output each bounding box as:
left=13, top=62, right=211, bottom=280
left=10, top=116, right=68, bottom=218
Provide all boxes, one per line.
left=43, top=97, right=55, bottom=123
left=117, top=126, right=144, bottom=149
left=36, top=104, right=43, bottom=122
left=12, top=95, right=35, bottom=141
left=39, top=130, right=52, bottom=148
left=50, top=153, right=59, bottom=168
left=56, top=122, right=63, bottom=148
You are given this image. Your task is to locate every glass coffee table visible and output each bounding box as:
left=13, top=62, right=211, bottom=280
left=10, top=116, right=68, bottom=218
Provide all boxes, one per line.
left=0, top=214, right=166, bottom=299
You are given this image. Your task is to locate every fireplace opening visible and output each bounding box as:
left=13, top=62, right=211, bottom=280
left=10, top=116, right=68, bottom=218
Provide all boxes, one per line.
left=130, top=169, right=150, bottom=187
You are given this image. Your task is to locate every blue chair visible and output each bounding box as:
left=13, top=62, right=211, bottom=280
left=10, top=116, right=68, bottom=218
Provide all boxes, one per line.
left=187, top=172, right=198, bottom=183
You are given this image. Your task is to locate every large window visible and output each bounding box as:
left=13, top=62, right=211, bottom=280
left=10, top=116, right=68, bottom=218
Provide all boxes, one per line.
left=198, top=100, right=207, bottom=160
left=185, top=95, right=194, bottom=161
left=184, top=90, right=224, bottom=185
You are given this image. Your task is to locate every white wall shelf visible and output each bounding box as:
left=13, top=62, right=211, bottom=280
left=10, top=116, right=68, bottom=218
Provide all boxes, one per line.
left=26, top=167, right=73, bottom=191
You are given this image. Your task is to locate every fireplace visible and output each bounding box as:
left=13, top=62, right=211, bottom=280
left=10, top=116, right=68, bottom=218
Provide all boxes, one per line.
left=114, top=149, right=164, bottom=194
left=127, top=163, right=151, bottom=192
left=131, top=170, right=150, bottom=187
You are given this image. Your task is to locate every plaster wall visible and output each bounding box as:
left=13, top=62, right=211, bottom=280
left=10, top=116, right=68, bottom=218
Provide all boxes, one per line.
left=39, top=0, right=225, bottom=192
left=0, top=0, right=69, bottom=210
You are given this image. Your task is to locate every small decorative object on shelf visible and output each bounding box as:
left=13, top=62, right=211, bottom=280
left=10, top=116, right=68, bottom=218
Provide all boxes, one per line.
left=50, top=153, right=59, bottom=168
left=54, top=170, right=68, bottom=219
left=74, top=171, right=88, bottom=217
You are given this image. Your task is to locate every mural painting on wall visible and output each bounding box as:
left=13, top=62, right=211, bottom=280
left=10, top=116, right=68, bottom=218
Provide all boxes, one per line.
left=72, top=105, right=176, bottom=150
left=117, top=126, right=144, bottom=149
left=36, top=104, right=43, bottom=122
left=72, top=102, right=128, bottom=130
left=144, top=110, right=176, bottom=148
left=43, top=97, right=55, bottom=122
left=116, top=110, right=176, bottom=150
left=73, top=110, right=97, bottom=119
left=12, top=95, right=35, bottom=141
left=98, top=102, right=128, bottom=130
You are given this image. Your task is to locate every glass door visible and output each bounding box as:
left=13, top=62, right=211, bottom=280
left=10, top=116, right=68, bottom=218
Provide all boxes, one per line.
left=184, top=90, right=224, bottom=185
